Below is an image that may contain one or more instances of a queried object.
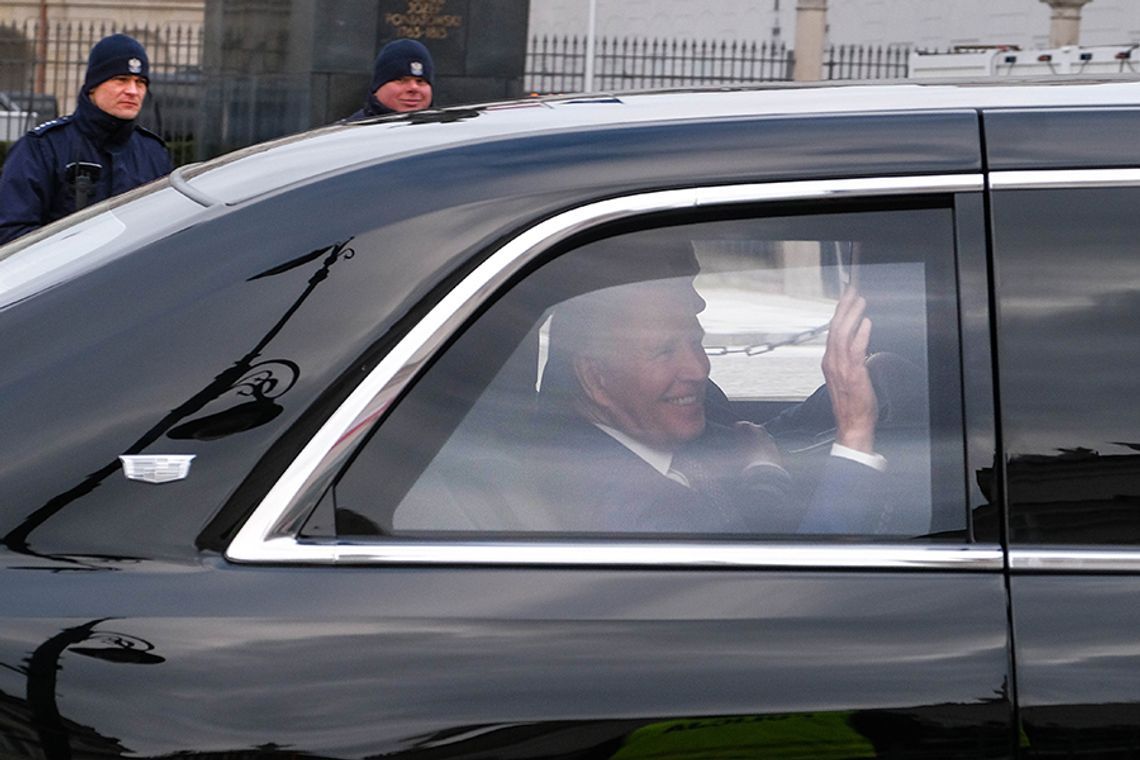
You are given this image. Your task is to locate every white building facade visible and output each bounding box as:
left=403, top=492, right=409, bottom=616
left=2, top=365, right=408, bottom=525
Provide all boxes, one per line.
left=526, top=0, right=1140, bottom=50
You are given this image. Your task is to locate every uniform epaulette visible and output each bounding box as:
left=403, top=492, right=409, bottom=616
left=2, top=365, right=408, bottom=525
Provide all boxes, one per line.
left=30, top=115, right=73, bottom=136
left=135, top=124, right=168, bottom=145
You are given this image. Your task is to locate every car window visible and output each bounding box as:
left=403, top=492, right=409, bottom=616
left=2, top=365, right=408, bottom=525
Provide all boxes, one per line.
left=317, top=202, right=967, bottom=540
left=993, top=185, right=1140, bottom=544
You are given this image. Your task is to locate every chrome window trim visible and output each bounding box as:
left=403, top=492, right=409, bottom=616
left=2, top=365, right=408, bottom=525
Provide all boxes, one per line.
left=253, top=540, right=1004, bottom=570
left=1010, top=548, right=1140, bottom=573
left=227, top=173, right=984, bottom=567
left=990, top=167, right=1140, bottom=190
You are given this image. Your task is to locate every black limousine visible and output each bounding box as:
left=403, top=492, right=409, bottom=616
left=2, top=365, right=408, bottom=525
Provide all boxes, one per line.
left=2, top=78, right=1139, bottom=758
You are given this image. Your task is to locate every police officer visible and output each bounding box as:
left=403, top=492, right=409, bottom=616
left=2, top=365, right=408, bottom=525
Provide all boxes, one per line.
left=344, top=38, right=435, bottom=122
left=0, top=33, right=172, bottom=245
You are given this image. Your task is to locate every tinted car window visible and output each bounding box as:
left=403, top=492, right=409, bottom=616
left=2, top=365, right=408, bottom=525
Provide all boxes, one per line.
left=993, top=186, right=1140, bottom=544
left=322, top=200, right=967, bottom=540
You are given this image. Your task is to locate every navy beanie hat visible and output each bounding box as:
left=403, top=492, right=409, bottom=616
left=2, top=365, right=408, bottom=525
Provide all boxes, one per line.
left=84, top=34, right=149, bottom=93
left=370, top=39, right=434, bottom=92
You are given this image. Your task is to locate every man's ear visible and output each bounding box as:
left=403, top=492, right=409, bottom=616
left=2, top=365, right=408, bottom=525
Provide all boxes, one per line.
left=573, top=356, right=610, bottom=407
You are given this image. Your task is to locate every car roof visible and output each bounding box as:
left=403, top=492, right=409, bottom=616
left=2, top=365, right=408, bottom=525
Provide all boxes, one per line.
left=181, top=77, right=1140, bottom=206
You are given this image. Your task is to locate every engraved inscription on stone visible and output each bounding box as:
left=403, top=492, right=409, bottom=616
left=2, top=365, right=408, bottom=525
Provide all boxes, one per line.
left=384, top=0, right=464, bottom=40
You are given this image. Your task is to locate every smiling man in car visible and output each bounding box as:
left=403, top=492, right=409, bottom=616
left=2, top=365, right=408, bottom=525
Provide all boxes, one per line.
left=529, top=236, right=889, bottom=535
left=0, top=33, right=172, bottom=245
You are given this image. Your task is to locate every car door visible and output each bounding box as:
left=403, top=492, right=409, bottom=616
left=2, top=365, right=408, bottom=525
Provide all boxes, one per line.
left=218, top=175, right=1013, bottom=756
left=986, top=107, right=1140, bottom=757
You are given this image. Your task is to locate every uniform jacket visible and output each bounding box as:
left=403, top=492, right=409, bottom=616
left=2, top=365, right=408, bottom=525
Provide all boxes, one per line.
left=343, top=94, right=399, bottom=123
left=0, top=94, right=172, bottom=244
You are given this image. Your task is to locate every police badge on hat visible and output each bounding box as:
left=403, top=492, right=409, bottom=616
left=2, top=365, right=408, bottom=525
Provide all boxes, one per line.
left=410, top=61, right=424, bottom=77
left=128, top=58, right=143, bottom=74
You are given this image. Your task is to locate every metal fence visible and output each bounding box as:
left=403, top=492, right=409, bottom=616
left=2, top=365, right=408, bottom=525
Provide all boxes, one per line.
left=0, top=19, right=203, bottom=163
left=525, top=34, right=911, bottom=94
left=526, top=36, right=795, bottom=93
left=823, top=44, right=911, bottom=80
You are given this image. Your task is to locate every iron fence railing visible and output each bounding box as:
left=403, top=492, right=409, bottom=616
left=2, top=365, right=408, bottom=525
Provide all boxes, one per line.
left=526, top=36, right=795, bottom=93
left=526, top=34, right=911, bottom=94
left=823, top=43, right=911, bottom=80
left=0, top=19, right=202, bottom=163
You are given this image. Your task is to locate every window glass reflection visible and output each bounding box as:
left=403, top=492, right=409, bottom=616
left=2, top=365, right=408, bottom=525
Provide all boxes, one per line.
left=994, top=188, right=1140, bottom=544
left=326, top=207, right=964, bottom=540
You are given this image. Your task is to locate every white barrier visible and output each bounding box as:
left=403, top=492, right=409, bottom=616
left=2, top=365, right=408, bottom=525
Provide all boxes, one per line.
left=910, top=45, right=1140, bottom=79
left=0, top=110, right=38, bottom=143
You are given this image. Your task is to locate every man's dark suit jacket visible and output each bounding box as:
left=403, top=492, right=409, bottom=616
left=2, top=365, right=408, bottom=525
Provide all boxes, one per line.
left=521, top=413, right=886, bottom=535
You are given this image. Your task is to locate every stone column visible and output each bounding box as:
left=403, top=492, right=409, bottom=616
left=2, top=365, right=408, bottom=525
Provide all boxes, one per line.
left=1039, top=0, right=1094, bottom=48
left=793, top=0, right=828, bottom=82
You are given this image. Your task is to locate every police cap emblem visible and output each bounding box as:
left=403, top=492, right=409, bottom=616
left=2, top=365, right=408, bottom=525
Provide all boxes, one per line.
left=128, top=57, right=143, bottom=74
left=410, top=61, right=424, bottom=77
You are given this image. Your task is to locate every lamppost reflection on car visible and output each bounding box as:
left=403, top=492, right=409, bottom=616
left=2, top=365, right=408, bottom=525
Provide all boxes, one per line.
left=12, top=618, right=165, bottom=759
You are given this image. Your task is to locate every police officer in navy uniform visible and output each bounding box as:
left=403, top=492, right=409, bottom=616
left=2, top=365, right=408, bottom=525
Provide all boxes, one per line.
left=344, top=39, right=435, bottom=122
left=0, top=33, right=172, bottom=245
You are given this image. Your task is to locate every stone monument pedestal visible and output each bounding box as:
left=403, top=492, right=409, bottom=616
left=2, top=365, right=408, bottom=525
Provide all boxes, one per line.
left=200, top=0, right=528, bottom=157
